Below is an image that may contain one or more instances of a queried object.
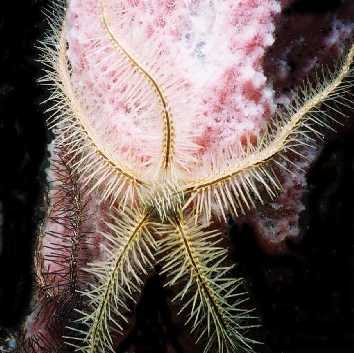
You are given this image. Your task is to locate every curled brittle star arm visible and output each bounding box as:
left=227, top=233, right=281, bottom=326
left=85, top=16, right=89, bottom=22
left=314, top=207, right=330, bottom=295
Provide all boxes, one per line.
left=41, top=28, right=150, bottom=205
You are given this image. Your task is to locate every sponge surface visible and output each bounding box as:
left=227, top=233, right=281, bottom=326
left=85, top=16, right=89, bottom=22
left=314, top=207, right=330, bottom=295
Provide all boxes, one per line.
left=66, top=0, right=280, bottom=177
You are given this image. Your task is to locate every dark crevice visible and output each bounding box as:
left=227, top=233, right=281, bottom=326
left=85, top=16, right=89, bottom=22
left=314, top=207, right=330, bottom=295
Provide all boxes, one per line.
left=0, top=0, right=48, bottom=329
left=116, top=274, right=186, bottom=353
left=284, top=0, right=344, bottom=14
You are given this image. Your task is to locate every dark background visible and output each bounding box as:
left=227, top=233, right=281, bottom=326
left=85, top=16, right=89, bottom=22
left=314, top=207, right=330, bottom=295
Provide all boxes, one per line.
left=0, top=0, right=353, bottom=352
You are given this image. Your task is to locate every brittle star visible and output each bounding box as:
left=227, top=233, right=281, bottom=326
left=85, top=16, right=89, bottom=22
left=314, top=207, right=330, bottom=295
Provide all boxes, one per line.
left=33, top=1, right=354, bottom=353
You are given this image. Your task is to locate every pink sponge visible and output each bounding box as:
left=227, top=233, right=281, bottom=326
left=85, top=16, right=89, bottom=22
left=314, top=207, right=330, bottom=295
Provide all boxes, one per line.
left=65, top=0, right=280, bottom=179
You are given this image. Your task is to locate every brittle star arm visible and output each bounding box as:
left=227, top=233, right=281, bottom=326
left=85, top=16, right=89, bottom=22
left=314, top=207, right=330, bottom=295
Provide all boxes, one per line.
left=100, top=0, right=176, bottom=176
left=182, top=42, right=354, bottom=222
left=36, top=149, right=90, bottom=296
left=66, top=207, right=157, bottom=353
left=40, top=29, right=151, bottom=206
left=157, top=212, right=257, bottom=353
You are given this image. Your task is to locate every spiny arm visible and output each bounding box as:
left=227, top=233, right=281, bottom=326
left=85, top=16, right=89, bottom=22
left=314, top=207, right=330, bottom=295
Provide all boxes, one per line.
left=100, top=0, right=175, bottom=176
left=157, top=212, right=257, bottom=353
left=183, top=42, right=354, bottom=222
left=66, top=207, right=156, bottom=353
left=37, top=147, right=91, bottom=296
left=39, top=15, right=150, bottom=207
